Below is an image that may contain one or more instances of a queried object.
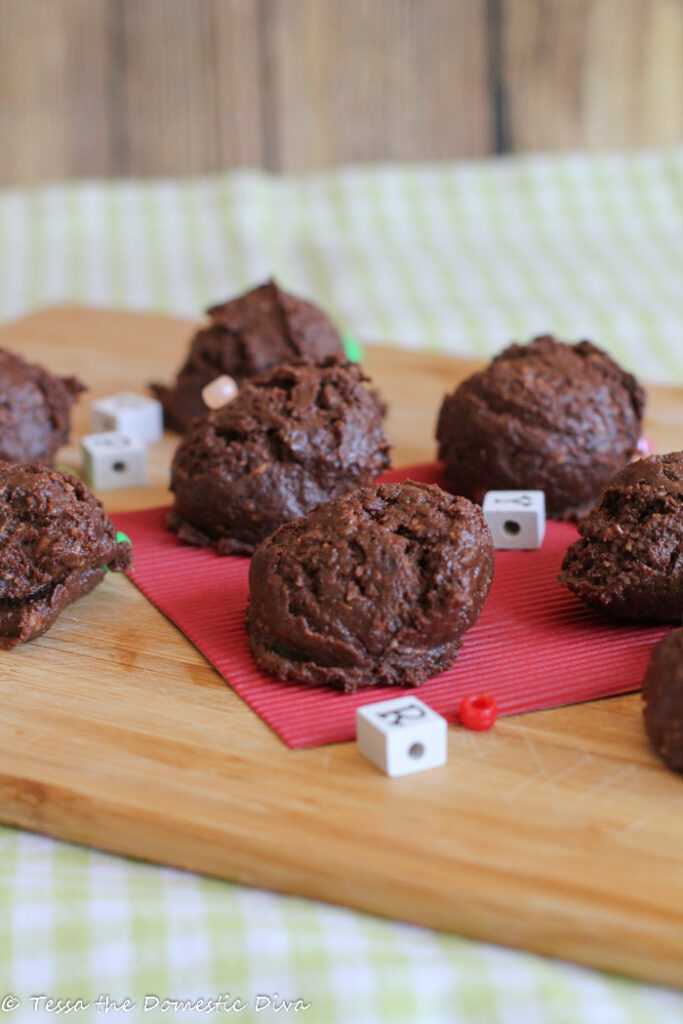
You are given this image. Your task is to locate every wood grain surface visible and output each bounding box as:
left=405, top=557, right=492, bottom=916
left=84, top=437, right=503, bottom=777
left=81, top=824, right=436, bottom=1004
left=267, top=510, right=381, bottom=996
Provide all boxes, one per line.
left=265, top=0, right=491, bottom=170
left=2, top=0, right=683, bottom=183
left=499, top=0, right=683, bottom=152
left=1, top=307, right=683, bottom=987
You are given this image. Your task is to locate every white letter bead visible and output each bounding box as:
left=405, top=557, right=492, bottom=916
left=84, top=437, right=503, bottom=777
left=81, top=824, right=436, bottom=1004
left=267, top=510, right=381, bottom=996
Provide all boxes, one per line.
left=201, top=375, right=239, bottom=410
left=81, top=432, right=148, bottom=490
left=356, top=697, right=448, bottom=777
left=482, top=490, right=546, bottom=549
left=90, top=392, right=163, bottom=444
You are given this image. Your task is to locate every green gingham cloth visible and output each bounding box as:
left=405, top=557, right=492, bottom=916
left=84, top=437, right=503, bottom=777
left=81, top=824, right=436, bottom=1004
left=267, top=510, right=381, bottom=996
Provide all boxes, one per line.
left=1, top=148, right=682, bottom=383
left=1, top=151, right=683, bottom=1024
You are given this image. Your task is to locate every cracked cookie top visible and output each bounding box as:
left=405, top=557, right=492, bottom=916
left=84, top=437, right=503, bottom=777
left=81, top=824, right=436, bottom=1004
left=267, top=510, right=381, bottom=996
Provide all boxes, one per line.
left=436, top=335, right=644, bottom=519
left=168, top=359, right=391, bottom=556
left=0, top=462, right=131, bottom=604
left=152, top=279, right=344, bottom=432
left=559, top=452, right=683, bottom=622
left=247, top=480, right=494, bottom=691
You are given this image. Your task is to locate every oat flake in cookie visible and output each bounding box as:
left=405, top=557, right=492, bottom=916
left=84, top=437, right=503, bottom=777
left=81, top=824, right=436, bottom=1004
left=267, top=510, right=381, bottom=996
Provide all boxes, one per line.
left=0, top=348, right=85, bottom=465
left=246, top=481, right=494, bottom=692
left=0, top=462, right=132, bottom=648
left=642, top=629, right=683, bottom=773
left=436, top=335, right=644, bottom=520
left=152, top=279, right=344, bottom=432
left=559, top=452, right=683, bottom=622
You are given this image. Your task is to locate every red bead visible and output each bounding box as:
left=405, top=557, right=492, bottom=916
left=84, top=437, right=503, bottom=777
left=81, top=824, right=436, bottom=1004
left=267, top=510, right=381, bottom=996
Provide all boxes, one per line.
left=458, top=693, right=498, bottom=731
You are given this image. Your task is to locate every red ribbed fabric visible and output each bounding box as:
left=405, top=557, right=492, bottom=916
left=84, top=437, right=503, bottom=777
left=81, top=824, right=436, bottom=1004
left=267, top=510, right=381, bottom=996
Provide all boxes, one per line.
left=115, top=463, right=670, bottom=748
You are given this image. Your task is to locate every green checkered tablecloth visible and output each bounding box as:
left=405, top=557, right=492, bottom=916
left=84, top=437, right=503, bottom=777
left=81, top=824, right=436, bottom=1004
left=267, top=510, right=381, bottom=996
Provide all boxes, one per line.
left=1, top=150, right=683, bottom=1024
left=1, top=149, right=682, bottom=383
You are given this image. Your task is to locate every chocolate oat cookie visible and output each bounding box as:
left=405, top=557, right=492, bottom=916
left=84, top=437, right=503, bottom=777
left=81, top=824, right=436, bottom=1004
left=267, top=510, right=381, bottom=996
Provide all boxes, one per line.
left=0, top=348, right=85, bottom=465
left=152, top=279, right=344, bottom=432
left=559, top=453, right=683, bottom=622
left=642, top=628, right=683, bottom=773
left=436, top=335, right=644, bottom=520
left=247, top=481, right=494, bottom=692
left=0, top=462, right=132, bottom=648
left=168, top=359, right=391, bottom=555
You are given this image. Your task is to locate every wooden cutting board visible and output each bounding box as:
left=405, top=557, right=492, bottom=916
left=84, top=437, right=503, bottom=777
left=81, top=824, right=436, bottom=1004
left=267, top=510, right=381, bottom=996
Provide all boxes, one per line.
left=1, top=307, right=682, bottom=988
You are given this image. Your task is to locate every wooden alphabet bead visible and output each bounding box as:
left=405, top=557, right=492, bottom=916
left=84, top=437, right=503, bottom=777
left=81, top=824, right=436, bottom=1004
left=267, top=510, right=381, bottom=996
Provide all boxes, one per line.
left=356, top=697, right=448, bottom=777
left=90, top=392, right=163, bottom=444
left=482, top=490, right=546, bottom=549
left=201, top=375, right=238, bottom=410
left=81, top=432, right=147, bottom=490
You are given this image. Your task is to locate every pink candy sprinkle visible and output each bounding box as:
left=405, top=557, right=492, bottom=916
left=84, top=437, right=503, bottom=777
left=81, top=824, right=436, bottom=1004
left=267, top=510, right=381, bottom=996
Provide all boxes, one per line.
left=637, top=437, right=653, bottom=456
left=202, top=375, right=238, bottom=410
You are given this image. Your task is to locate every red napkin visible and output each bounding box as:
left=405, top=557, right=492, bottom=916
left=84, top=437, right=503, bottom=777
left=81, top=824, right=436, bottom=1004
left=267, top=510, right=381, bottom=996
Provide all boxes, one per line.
left=115, top=463, right=669, bottom=748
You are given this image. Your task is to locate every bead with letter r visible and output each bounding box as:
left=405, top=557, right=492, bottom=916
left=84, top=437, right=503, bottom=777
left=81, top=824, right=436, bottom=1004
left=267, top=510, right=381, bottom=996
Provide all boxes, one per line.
left=377, top=702, right=426, bottom=727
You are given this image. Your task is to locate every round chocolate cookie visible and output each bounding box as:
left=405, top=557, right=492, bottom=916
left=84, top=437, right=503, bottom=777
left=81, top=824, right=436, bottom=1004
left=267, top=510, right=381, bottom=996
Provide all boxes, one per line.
left=642, top=628, right=683, bottom=773
left=436, top=335, right=644, bottom=519
left=168, top=359, right=391, bottom=555
left=152, top=279, right=344, bottom=431
left=0, top=348, right=85, bottom=464
left=559, top=452, right=683, bottom=622
left=247, top=481, right=494, bottom=692
left=0, top=462, right=132, bottom=648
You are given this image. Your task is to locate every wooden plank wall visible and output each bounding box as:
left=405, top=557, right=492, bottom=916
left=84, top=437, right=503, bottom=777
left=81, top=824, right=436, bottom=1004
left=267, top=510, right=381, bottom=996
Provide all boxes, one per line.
left=0, top=0, right=681, bottom=185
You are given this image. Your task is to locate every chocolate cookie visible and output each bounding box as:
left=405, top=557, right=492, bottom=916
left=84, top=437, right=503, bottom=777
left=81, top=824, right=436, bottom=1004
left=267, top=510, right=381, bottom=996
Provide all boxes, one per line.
left=168, top=359, right=391, bottom=555
left=436, top=336, right=644, bottom=519
left=247, top=481, right=494, bottom=692
left=0, top=462, right=132, bottom=648
left=152, top=279, right=344, bottom=431
left=0, top=348, right=85, bottom=464
left=559, top=452, right=683, bottom=622
left=642, top=628, right=683, bottom=773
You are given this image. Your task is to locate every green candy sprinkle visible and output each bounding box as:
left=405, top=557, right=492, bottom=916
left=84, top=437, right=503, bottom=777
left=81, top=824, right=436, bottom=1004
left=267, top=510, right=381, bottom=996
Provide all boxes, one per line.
left=104, top=530, right=132, bottom=572
left=342, top=332, right=363, bottom=364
